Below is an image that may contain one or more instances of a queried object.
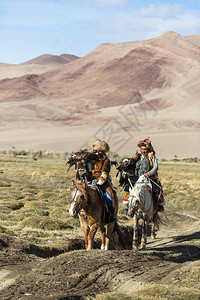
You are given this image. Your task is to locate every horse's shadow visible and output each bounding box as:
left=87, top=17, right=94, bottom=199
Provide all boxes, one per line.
left=147, top=231, right=200, bottom=263
left=173, top=231, right=200, bottom=243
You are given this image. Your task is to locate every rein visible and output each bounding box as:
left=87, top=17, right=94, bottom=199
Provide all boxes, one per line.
left=71, top=188, right=83, bottom=213
left=149, top=178, right=162, bottom=189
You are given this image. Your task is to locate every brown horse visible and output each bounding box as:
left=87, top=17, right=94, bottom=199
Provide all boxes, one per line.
left=69, top=181, right=119, bottom=250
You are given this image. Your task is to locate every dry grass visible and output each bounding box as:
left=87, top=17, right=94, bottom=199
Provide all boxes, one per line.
left=0, top=155, right=199, bottom=298
left=0, top=155, right=199, bottom=249
left=0, top=155, right=80, bottom=248
left=158, top=161, right=200, bottom=216
left=97, top=284, right=200, bottom=299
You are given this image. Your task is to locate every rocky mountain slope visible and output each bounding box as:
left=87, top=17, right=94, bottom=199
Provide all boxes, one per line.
left=0, top=31, right=199, bottom=158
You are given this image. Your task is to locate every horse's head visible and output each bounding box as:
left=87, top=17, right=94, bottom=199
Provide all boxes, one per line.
left=127, top=186, right=141, bottom=217
left=128, top=181, right=152, bottom=217
left=69, top=181, right=87, bottom=218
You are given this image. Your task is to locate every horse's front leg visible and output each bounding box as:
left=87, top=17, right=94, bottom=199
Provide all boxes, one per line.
left=87, top=223, right=98, bottom=250
left=151, top=213, right=157, bottom=239
left=132, top=214, right=138, bottom=250
left=79, top=217, right=90, bottom=249
left=105, top=222, right=115, bottom=250
left=140, top=218, right=149, bottom=249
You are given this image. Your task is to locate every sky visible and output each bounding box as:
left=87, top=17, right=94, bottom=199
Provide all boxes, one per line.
left=0, top=0, right=200, bottom=64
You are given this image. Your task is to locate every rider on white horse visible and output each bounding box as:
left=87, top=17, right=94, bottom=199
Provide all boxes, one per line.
left=123, top=138, right=165, bottom=212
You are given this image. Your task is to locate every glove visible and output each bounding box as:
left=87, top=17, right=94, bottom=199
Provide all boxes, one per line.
left=91, top=179, right=97, bottom=189
left=122, top=171, right=127, bottom=178
left=97, top=179, right=104, bottom=185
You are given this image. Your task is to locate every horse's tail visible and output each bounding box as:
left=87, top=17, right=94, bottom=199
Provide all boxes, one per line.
left=113, top=222, right=127, bottom=250
left=154, top=211, right=165, bottom=230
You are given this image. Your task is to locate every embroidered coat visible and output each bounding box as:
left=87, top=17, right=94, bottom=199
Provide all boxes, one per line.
left=133, top=152, right=158, bottom=179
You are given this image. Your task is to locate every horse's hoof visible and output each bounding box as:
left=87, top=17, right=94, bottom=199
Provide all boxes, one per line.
left=86, top=247, right=92, bottom=251
left=151, top=235, right=155, bottom=240
left=105, top=245, right=109, bottom=251
left=132, top=245, right=138, bottom=251
left=101, top=244, right=105, bottom=250
left=133, top=248, right=138, bottom=251
left=139, top=244, right=146, bottom=250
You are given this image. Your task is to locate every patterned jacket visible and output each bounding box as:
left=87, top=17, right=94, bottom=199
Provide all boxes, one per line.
left=134, top=152, right=158, bottom=179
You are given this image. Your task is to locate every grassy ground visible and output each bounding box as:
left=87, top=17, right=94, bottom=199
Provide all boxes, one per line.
left=158, top=161, right=200, bottom=215
left=0, top=155, right=199, bottom=250
left=97, top=284, right=200, bottom=300
left=0, top=155, right=200, bottom=299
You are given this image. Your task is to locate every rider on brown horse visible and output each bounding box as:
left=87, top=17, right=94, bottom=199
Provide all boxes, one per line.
left=91, top=139, right=118, bottom=222
left=123, top=138, right=165, bottom=212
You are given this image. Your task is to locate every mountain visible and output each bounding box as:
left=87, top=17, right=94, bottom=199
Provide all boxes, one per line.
left=0, top=54, right=80, bottom=81
left=23, top=54, right=79, bottom=65
left=0, top=32, right=199, bottom=158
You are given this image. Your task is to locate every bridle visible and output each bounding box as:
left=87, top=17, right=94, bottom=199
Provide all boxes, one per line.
left=71, top=188, right=83, bottom=215
left=71, top=186, right=90, bottom=220
left=128, top=183, right=153, bottom=214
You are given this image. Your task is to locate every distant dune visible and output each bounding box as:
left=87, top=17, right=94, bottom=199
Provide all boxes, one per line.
left=0, top=32, right=199, bottom=158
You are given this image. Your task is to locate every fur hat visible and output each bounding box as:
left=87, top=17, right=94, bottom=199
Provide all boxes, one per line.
left=92, top=139, right=110, bottom=153
left=137, top=138, right=155, bottom=154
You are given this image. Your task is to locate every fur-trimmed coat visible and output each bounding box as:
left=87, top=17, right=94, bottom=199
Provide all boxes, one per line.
left=92, top=154, right=111, bottom=184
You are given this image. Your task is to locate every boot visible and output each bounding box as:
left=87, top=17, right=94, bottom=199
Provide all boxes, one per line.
left=158, top=205, right=164, bottom=212
left=158, top=193, right=165, bottom=212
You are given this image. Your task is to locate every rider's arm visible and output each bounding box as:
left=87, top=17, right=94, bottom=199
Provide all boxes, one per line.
left=96, top=157, right=111, bottom=185
left=101, top=157, right=111, bottom=182
left=148, top=155, right=158, bottom=177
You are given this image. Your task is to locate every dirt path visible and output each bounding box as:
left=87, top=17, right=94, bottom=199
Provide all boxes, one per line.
left=0, top=210, right=200, bottom=300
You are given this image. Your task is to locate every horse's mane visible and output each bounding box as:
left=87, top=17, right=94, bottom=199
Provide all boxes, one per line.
left=74, top=183, right=88, bottom=200
left=130, top=182, right=146, bottom=199
left=74, top=182, right=100, bottom=207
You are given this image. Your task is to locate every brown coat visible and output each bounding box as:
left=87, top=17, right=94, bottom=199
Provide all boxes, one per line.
left=92, top=154, right=118, bottom=211
left=92, top=154, right=111, bottom=183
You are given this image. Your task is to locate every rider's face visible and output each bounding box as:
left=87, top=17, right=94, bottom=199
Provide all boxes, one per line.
left=98, top=150, right=104, bottom=157
left=140, top=146, right=148, bottom=155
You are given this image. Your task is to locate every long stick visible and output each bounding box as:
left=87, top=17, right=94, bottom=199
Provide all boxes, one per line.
left=149, top=178, right=162, bottom=189
left=128, top=177, right=134, bottom=189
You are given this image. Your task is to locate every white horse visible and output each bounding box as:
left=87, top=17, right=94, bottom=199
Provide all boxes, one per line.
left=128, top=175, right=159, bottom=250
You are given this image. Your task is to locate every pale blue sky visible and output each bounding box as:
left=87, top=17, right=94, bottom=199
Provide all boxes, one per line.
left=0, top=0, right=200, bottom=64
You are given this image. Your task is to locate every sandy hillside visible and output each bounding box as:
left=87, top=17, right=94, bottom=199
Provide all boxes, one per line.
left=0, top=31, right=199, bottom=158
left=0, top=54, right=79, bottom=80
